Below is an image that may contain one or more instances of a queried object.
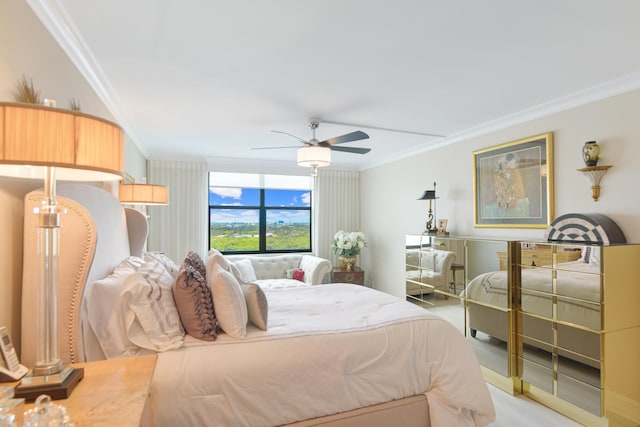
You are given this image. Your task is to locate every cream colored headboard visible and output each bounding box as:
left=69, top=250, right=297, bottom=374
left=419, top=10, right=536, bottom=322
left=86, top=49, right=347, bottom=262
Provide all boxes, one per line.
left=21, top=183, right=148, bottom=364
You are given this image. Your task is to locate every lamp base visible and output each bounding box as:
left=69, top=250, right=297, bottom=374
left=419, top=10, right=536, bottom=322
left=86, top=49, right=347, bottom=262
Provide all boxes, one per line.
left=14, top=365, right=84, bottom=401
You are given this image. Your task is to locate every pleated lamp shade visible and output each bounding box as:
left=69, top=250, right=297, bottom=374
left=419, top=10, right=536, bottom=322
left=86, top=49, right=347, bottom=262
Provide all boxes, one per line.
left=119, top=183, right=169, bottom=205
left=0, top=102, right=124, bottom=181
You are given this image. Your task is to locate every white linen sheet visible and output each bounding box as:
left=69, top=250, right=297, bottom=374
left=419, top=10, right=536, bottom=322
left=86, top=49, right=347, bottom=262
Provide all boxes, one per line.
left=143, top=284, right=495, bottom=427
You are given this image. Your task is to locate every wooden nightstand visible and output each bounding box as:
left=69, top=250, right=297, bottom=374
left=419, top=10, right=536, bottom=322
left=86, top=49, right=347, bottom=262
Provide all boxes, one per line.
left=332, top=267, right=365, bottom=285
left=18, top=354, right=157, bottom=426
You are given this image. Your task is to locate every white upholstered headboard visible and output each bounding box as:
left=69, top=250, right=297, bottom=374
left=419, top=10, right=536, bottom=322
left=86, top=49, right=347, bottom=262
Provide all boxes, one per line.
left=21, top=183, right=148, bottom=364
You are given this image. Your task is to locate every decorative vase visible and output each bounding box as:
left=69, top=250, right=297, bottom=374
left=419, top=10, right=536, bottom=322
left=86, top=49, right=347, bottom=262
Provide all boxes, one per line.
left=338, top=255, right=357, bottom=271
left=582, top=141, right=600, bottom=166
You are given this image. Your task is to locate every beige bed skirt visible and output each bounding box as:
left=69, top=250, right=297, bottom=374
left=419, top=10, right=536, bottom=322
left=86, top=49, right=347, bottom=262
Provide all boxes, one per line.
left=284, top=395, right=430, bottom=427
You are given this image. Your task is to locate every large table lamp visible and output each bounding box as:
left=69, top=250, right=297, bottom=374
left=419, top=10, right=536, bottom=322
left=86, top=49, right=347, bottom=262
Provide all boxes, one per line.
left=0, top=102, right=124, bottom=398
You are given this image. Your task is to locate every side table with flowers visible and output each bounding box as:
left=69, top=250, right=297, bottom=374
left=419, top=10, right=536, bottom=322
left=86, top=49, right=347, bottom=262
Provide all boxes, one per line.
left=331, top=231, right=367, bottom=272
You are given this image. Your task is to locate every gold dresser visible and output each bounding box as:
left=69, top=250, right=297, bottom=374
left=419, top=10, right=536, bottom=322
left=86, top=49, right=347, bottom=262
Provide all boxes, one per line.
left=406, top=235, right=519, bottom=393
left=515, top=241, right=640, bottom=427
left=405, top=232, right=640, bottom=426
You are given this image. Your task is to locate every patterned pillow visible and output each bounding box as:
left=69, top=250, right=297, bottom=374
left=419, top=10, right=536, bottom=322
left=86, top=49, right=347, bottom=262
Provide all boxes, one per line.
left=241, top=283, right=268, bottom=330
left=285, top=268, right=305, bottom=281
left=183, top=250, right=206, bottom=278
left=173, top=258, right=219, bottom=341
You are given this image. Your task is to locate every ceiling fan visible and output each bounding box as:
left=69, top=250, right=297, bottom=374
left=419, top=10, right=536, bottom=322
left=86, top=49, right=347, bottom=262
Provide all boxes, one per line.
left=253, top=120, right=371, bottom=176
left=255, top=119, right=371, bottom=154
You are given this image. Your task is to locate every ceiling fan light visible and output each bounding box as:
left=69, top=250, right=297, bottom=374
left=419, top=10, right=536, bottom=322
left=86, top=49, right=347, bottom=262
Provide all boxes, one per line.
left=297, top=146, right=331, bottom=168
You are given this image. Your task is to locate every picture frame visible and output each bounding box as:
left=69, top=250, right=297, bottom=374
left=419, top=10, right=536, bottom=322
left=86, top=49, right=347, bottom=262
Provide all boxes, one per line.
left=437, top=218, right=449, bottom=235
left=473, top=132, right=554, bottom=228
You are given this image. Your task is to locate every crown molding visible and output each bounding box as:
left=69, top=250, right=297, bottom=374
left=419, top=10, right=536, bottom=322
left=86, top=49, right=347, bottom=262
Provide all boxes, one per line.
left=363, top=70, right=640, bottom=171
left=25, top=0, right=150, bottom=157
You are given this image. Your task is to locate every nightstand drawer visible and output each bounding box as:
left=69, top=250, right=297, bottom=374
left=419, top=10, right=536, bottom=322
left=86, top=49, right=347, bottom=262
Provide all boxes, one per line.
left=332, top=268, right=364, bottom=285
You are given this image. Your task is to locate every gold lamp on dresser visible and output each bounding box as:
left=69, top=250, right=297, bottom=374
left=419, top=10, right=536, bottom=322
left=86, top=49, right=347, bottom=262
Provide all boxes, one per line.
left=0, top=102, right=124, bottom=399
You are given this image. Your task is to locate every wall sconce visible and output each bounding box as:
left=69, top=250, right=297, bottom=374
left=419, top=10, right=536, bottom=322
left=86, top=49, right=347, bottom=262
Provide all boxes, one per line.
left=577, top=140, right=611, bottom=201
left=577, top=165, right=611, bottom=201
left=417, top=182, right=438, bottom=235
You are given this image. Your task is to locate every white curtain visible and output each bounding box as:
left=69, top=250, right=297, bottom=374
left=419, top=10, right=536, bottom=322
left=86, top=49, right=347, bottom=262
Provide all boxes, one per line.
left=147, top=160, right=208, bottom=262
left=314, top=170, right=361, bottom=266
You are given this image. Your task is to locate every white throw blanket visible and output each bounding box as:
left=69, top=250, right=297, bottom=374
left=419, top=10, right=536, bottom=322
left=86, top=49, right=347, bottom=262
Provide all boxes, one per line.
left=143, top=284, right=495, bottom=427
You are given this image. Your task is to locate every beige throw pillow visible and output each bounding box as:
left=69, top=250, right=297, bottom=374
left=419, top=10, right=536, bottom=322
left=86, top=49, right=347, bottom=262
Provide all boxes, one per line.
left=206, top=254, right=248, bottom=338
left=241, top=283, right=268, bottom=330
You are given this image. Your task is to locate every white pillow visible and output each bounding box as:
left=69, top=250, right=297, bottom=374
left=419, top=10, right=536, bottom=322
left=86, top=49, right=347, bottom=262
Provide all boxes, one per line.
left=144, top=252, right=179, bottom=279
left=233, top=258, right=258, bottom=283
left=84, top=256, right=144, bottom=360
left=241, top=283, right=268, bottom=330
left=206, top=254, right=248, bottom=338
left=120, top=259, right=185, bottom=352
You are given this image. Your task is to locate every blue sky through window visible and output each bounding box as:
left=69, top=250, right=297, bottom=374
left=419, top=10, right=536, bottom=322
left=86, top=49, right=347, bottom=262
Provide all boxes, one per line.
left=209, top=187, right=310, bottom=224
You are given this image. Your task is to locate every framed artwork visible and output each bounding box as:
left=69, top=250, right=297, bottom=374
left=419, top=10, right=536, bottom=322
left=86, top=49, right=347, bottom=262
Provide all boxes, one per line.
left=473, top=132, right=554, bottom=228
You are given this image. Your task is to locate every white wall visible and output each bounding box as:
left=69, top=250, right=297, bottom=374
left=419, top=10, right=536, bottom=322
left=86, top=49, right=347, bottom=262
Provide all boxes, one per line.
left=361, top=89, right=640, bottom=297
left=0, top=1, right=147, bottom=350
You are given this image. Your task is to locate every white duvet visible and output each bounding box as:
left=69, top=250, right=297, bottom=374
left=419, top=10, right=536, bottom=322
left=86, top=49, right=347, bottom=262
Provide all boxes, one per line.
left=142, top=284, right=495, bottom=427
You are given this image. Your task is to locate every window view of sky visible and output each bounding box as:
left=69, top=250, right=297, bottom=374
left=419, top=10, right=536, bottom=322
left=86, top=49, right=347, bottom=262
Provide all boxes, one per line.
left=209, top=187, right=311, bottom=224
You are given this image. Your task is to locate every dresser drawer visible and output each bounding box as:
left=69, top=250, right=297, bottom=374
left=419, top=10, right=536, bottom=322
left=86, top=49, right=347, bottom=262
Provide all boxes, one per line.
left=520, top=357, right=554, bottom=394
left=557, top=324, right=601, bottom=361
left=557, top=373, right=602, bottom=416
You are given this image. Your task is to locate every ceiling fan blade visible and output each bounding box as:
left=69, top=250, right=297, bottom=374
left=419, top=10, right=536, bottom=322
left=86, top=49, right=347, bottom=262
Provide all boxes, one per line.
left=271, top=130, right=307, bottom=144
left=327, top=145, right=371, bottom=154
left=320, top=130, right=369, bottom=146
left=251, top=146, right=299, bottom=150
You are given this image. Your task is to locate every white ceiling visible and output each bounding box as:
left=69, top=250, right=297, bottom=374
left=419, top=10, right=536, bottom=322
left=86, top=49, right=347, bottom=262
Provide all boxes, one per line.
left=27, top=0, right=640, bottom=170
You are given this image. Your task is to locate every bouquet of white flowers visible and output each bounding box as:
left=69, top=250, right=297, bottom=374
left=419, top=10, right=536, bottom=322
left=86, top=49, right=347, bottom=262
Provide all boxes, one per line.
left=331, top=230, right=367, bottom=257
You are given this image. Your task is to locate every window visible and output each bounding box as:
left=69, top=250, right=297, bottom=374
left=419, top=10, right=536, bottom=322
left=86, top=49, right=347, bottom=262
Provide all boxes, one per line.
left=208, top=172, right=312, bottom=254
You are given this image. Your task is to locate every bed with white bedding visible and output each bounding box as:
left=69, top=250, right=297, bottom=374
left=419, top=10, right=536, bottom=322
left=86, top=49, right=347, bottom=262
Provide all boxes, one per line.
left=20, top=183, right=495, bottom=427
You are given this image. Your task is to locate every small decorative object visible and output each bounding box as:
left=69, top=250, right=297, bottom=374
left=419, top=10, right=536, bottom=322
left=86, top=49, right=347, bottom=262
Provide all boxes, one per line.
left=582, top=141, right=600, bottom=166
left=577, top=140, right=611, bottom=201
left=437, top=218, right=449, bottom=235
left=23, top=394, right=73, bottom=426
left=338, top=255, right=357, bottom=272
left=332, top=230, right=367, bottom=271
left=13, top=75, right=42, bottom=104
left=69, top=98, right=81, bottom=111
left=417, top=182, right=438, bottom=235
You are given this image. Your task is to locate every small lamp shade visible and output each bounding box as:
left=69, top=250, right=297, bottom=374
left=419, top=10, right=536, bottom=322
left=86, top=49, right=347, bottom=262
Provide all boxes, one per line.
left=417, top=190, right=437, bottom=200
left=297, top=146, right=331, bottom=167
left=119, top=183, right=169, bottom=205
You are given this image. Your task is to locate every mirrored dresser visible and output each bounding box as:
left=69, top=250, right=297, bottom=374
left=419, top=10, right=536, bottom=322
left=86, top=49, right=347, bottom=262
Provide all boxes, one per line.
left=405, top=233, right=640, bottom=427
